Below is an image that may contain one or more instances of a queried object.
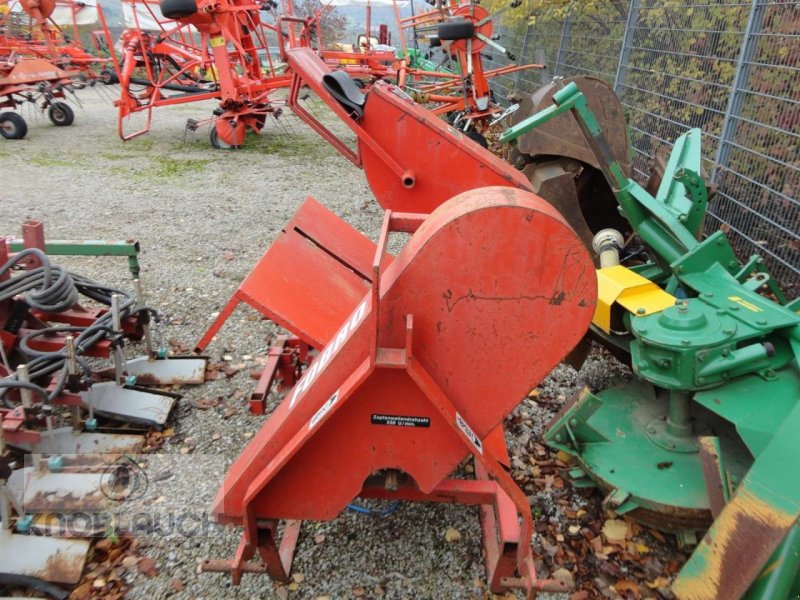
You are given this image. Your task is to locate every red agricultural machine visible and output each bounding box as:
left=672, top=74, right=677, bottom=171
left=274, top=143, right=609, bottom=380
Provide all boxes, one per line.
left=0, top=0, right=113, bottom=138
left=193, top=45, right=596, bottom=598
left=113, top=0, right=293, bottom=145
left=395, top=0, right=542, bottom=144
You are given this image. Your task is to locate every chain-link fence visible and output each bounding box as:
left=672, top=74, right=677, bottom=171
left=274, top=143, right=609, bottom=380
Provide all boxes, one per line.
left=487, top=0, right=799, bottom=290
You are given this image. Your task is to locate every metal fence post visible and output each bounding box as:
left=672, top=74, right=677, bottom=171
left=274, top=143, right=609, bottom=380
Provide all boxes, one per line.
left=712, top=0, right=765, bottom=183
left=614, top=0, right=640, bottom=94
left=554, top=8, right=572, bottom=77
left=515, top=24, right=532, bottom=86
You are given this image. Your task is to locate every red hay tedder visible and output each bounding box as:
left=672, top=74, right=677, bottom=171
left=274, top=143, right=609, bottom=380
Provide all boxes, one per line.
left=0, top=0, right=113, bottom=138
left=113, top=0, right=294, bottom=145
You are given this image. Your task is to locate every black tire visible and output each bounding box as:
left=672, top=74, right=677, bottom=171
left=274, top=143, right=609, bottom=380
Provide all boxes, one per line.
left=209, top=126, right=240, bottom=150
left=160, top=0, right=198, bottom=19
left=48, top=102, right=74, bottom=126
left=429, top=36, right=441, bottom=47
left=0, top=112, right=27, bottom=140
left=438, top=19, right=474, bottom=41
left=465, top=128, right=488, bottom=149
left=99, top=69, right=119, bottom=85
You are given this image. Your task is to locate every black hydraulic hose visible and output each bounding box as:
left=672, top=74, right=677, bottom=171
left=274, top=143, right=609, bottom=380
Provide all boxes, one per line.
left=0, top=249, right=78, bottom=312
left=128, top=77, right=217, bottom=94
left=0, top=573, right=69, bottom=600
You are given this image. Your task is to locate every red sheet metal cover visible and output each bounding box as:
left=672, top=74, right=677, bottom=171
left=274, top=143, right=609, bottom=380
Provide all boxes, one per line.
left=213, top=187, right=595, bottom=523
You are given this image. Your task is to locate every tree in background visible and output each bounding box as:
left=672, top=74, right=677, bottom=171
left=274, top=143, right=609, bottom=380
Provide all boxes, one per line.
left=294, top=0, right=349, bottom=48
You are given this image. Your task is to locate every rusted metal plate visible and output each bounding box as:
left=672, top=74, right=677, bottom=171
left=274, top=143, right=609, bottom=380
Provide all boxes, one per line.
left=674, top=401, right=800, bottom=599
left=123, top=355, right=207, bottom=385
left=698, top=436, right=729, bottom=519
left=509, top=76, right=632, bottom=176
left=6, top=427, right=143, bottom=455
left=81, top=382, right=176, bottom=429
left=0, top=528, right=89, bottom=585
left=7, top=467, right=110, bottom=513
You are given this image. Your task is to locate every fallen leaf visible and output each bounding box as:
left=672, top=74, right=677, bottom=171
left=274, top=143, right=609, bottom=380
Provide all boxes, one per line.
left=93, top=578, right=107, bottom=588
left=288, top=583, right=299, bottom=591
left=353, top=587, right=365, bottom=597
left=190, top=398, right=220, bottom=410
left=445, top=527, right=462, bottom=543
left=614, top=579, right=640, bottom=598
left=645, top=576, right=670, bottom=589
left=292, top=573, right=305, bottom=584
left=602, top=519, right=630, bottom=544
left=314, top=534, right=326, bottom=544
left=649, top=528, right=666, bottom=543
left=170, top=578, right=184, bottom=592
left=552, top=567, right=574, bottom=588
left=212, top=432, right=221, bottom=441
left=223, top=250, right=236, bottom=260
left=121, top=556, right=139, bottom=568
left=137, top=557, right=157, bottom=576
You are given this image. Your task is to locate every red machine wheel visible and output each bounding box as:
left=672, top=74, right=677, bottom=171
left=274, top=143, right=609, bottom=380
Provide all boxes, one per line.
left=0, top=112, right=27, bottom=140
left=48, top=102, right=75, bottom=127
left=210, top=119, right=245, bottom=149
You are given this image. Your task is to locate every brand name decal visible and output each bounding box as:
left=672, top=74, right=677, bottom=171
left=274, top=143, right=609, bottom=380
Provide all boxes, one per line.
left=289, top=299, right=368, bottom=409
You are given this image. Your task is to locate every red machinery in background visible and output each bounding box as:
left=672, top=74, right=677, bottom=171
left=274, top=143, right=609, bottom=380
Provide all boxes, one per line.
left=0, top=0, right=114, bottom=139
left=113, top=0, right=292, bottom=145
left=396, top=0, right=543, bottom=144
left=0, top=0, right=112, bottom=79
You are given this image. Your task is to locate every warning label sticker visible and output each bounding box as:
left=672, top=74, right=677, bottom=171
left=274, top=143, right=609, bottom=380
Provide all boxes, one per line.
left=456, top=412, right=483, bottom=454
left=371, top=414, right=431, bottom=428
left=309, top=390, right=339, bottom=430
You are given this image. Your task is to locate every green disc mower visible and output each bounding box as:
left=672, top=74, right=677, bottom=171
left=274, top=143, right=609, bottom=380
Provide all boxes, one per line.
left=502, top=83, right=800, bottom=600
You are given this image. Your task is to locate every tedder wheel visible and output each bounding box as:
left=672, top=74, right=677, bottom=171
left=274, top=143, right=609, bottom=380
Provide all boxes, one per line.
left=99, top=69, right=119, bottom=85
left=438, top=19, right=475, bottom=41
left=48, top=102, right=75, bottom=127
left=0, top=112, right=27, bottom=140
left=209, top=122, right=243, bottom=150
left=160, top=0, right=198, bottom=19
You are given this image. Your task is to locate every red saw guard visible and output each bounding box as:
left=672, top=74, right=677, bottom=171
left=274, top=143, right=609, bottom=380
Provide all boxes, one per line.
left=210, top=187, right=596, bottom=596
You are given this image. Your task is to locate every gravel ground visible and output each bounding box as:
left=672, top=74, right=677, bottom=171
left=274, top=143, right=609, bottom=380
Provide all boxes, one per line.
left=1, top=88, right=680, bottom=599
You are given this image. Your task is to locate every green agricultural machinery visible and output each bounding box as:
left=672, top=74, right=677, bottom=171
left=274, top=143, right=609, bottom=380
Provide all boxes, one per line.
left=502, top=83, right=800, bottom=599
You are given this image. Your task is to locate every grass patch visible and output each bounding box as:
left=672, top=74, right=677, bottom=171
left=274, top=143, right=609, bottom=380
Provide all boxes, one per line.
left=149, top=156, right=211, bottom=179
left=241, top=133, right=335, bottom=158
left=100, top=152, right=128, bottom=161
left=30, top=154, right=74, bottom=168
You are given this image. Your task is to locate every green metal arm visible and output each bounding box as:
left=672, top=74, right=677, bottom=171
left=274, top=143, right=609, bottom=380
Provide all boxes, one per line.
left=501, top=81, right=706, bottom=269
